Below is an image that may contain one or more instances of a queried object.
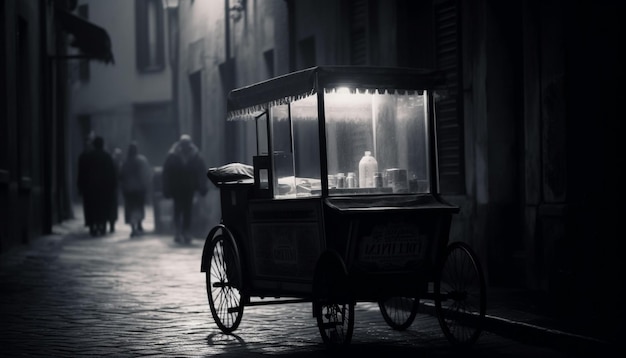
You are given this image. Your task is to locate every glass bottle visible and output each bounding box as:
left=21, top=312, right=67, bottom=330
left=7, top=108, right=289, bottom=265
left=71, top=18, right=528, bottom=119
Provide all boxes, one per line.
left=358, top=151, right=378, bottom=188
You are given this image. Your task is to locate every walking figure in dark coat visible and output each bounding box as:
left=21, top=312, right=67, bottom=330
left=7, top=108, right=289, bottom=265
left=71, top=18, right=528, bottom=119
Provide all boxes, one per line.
left=119, top=142, right=152, bottom=237
left=110, top=146, right=124, bottom=232
left=77, top=136, right=118, bottom=237
left=162, top=134, right=208, bottom=243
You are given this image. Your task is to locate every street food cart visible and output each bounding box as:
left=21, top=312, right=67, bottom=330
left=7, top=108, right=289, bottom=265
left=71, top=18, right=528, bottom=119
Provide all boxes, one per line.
left=201, top=66, right=486, bottom=347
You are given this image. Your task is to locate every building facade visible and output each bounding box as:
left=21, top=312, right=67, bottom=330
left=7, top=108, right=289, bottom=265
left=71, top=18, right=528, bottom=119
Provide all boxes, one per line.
left=1, top=0, right=114, bottom=253
left=65, top=0, right=208, bottom=235
left=4, top=0, right=618, bottom=334
left=67, top=0, right=176, bottom=202
left=174, top=0, right=622, bottom=329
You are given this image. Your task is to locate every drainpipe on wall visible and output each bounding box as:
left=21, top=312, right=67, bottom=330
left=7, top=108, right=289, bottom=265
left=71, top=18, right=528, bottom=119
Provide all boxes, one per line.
left=165, top=0, right=179, bottom=136
left=225, top=0, right=231, bottom=61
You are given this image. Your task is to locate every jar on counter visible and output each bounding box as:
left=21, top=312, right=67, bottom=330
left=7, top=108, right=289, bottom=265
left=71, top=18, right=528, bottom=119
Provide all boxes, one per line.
left=328, top=174, right=337, bottom=189
left=346, top=172, right=356, bottom=188
left=385, top=168, right=408, bottom=193
left=336, top=173, right=345, bottom=189
left=374, top=172, right=383, bottom=188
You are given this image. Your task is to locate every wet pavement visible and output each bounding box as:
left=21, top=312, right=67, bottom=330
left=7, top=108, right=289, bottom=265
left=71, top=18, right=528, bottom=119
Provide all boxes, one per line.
left=0, top=205, right=614, bottom=357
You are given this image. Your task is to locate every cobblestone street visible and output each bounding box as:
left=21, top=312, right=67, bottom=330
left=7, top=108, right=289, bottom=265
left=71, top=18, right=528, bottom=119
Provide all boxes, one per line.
left=0, top=210, right=442, bottom=356
left=0, top=206, right=582, bottom=357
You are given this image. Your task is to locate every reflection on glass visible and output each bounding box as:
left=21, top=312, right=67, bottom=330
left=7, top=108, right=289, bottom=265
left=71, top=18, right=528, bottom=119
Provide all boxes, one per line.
left=256, top=112, right=269, bottom=155
left=265, top=89, right=430, bottom=198
left=271, top=95, right=321, bottom=198
left=259, top=168, right=269, bottom=189
left=324, top=89, right=430, bottom=195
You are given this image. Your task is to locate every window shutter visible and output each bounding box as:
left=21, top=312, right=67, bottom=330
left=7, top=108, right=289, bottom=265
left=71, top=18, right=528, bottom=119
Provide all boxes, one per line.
left=350, top=0, right=368, bottom=65
left=135, top=0, right=148, bottom=70
left=135, top=0, right=165, bottom=72
left=434, top=0, right=464, bottom=194
left=154, top=0, right=165, bottom=67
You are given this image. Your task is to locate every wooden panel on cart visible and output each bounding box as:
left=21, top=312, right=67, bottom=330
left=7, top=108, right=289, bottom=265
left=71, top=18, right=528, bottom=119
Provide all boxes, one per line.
left=322, top=194, right=458, bottom=297
left=218, top=181, right=253, bottom=237
left=247, top=199, right=325, bottom=295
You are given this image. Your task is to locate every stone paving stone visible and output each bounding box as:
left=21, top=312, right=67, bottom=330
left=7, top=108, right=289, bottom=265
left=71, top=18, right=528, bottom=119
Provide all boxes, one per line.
left=2, top=205, right=598, bottom=357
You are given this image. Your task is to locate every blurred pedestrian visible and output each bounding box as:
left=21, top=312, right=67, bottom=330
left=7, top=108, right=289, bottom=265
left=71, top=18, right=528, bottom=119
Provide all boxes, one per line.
left=77, top=136, right=118, bottom=237
left=119, top=142, right=152, bottom=237
left=112, top=147, right=124, bottom=201
left=77, top=136, right=94, bottom=231
left=109, top=147, right=123, bottom=233
left=162, top=134, right=208, bottom=243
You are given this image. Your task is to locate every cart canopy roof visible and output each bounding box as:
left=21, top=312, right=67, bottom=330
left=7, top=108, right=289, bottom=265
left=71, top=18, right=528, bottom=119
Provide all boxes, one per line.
left=226, top=66, right=445, bottom=120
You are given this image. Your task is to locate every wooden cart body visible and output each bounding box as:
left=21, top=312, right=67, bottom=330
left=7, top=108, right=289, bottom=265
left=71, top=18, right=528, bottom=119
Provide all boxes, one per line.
left=213, top=183, right=457, bottom=301
left=201, top=66, right=484, bottom=347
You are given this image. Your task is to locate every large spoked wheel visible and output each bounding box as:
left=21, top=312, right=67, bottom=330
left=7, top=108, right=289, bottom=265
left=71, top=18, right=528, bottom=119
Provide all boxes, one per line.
left=313, top=251, right=355, bottom=347
left=434, top=241, right=486, bottom=347
left=206, top=227, right=244, bottom=334
left=378, top=296, right=419, bottom=331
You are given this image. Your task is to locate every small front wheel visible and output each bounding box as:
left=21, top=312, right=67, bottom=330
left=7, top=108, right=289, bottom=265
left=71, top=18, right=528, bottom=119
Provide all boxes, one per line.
left=312, top=251, right=355, bottom=346
left=434, top=241, right=486, bottom=347
left=206, top=227, right=244, bottom=334
left=315, top=301, right=355, bottom=347
left=378, top=296, right=419, bottom=331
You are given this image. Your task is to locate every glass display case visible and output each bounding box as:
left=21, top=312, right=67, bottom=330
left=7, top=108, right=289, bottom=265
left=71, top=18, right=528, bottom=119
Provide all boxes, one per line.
left=324, top=88, right=430, bottom=196
left=226, top=66, right=441, bottom=200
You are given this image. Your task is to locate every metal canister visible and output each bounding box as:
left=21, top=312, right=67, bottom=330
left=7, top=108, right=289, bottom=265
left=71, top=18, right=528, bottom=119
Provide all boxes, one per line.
left=385, top=168, right=408, bottom=193
left=328, top=174, right=337, bottom=188
left=374, top=172, right=383, bottom=188
left=346, top=172, right=356, bottom=188
left=336, top=173, right=345, bottom=189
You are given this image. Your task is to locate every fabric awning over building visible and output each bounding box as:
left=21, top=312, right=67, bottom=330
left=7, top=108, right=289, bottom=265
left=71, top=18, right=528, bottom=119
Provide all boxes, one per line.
left=226, top=66, right=445, bottom=120
left=56, top=8, right=115, bottom=64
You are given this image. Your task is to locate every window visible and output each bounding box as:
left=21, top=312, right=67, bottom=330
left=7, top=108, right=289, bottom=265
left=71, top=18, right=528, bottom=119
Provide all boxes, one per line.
left=263, top=49, right=275, bottom=79
left=297, top=36, right=315, bottom=70
left=135, top=0, right=165, bottom=72
left=349, top=0, right=368, bottom=65
left=189, top=71, right=202, bottom=148
left=433, top=0, right=464, bottom=194
left=132, top=102, right=177, bottom=165
left=17, top=17, right=31, bottom=179
left=395, top=0, right=464, bottom=194
left=0, top=3, right=6, bottom=171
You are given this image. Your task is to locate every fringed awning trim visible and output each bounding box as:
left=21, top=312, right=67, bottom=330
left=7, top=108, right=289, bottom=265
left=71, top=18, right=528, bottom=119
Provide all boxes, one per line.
left=226, top=90, right=315, bottom=121
left=225, top=66, right=443, bottom=121
left=227, top=88, right=428, bottom=121
left=323, top=88, right=424, bottom=96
